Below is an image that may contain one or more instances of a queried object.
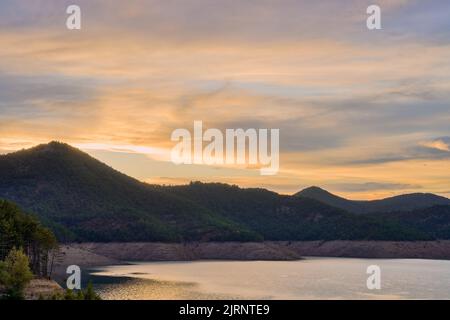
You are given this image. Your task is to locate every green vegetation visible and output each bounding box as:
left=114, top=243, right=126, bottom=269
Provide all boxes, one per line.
left=0, top=200, right=58, bottom=277
left=0, top=142, right=258, bottom=242
left=0, top=142, right=448, bottom=243
left=49, top=282, right=101, bottom=300
left=0, top=248, right=33, bottom=299
left=0, top=200, right=104, bottom=300
left=0, top=201, right=59, bottom=299
left=376, top=205, right=450, bottom=239
left=167, top=182, right=431, bottom=241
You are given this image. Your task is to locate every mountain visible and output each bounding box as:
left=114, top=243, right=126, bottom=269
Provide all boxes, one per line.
left=0, top=142, right=259, bottom=242
left=0, top=142, right=447, bottom=242
left=295, top=186, right=450, bottom=214
left=164, top=182, right=428, bottom=241
left=295, top=186, right=362, bottom=213
left=377, top=205, right=450, bottom=240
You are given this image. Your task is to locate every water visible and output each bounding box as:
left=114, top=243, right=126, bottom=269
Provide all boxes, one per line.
left=89, top=258, right=450, bottom=300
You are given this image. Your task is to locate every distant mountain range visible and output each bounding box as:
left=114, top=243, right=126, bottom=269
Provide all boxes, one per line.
left=0, top=142, right=449, bottom=242
left=295, top=186, right=450, bottom=214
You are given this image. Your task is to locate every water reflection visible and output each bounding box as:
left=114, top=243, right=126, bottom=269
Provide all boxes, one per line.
left=89, top=258, right=450, bottom=300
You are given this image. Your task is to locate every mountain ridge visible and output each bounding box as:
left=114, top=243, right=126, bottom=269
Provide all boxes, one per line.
left=0, top=141, right=261, bottom=242
left=0, top=141, right=449, bottom=242
left=295, top=186, right=450, bottom=214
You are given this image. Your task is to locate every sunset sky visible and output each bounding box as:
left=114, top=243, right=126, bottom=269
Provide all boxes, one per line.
left=0, top=0, right=449, bottom=199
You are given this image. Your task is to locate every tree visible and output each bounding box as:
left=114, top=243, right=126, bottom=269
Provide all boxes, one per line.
left=76, top=289, right=85, bottom=300
left=64, top=289, right=76, bottom=300
left=0, top=200, right=58, bottom=277
left=0, top=247, right=33, bottom=299
left=84, top=281, right=101, bottom=300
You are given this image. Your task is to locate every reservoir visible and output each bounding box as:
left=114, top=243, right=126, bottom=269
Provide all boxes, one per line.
left=88, top=257, right=450, bottom=300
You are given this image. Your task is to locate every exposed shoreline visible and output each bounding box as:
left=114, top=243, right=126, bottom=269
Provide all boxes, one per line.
left=51, top=241, right=450, bottom=283
left=62, top=240, right=450, bottom=265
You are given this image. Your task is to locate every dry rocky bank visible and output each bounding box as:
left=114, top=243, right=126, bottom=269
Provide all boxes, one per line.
left=63, top=240, right=450, bottom=264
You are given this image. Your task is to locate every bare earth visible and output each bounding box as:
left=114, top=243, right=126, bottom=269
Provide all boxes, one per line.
left=52, top=245, right=120, bottom=280
left=24, top=279, right=63, bottom=300
left=1, top=279, right=62, bottom=300
left=65, top=241, right=450, bottom=266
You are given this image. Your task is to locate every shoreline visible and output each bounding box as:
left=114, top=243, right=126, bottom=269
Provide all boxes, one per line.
left=51, top=240, right=450, bottom=284
left=61, top=240, right=450, bottom=264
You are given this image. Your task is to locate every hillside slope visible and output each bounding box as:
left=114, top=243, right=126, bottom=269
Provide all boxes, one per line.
left=376, top=205, right=450, bottom=239
left=166, top=182, right=429, bottom=241
left=0, top=142, right=258, bottom=242
left=0, top=142, right=448, bottom=242
left=296, top=186, right=450, bottom=214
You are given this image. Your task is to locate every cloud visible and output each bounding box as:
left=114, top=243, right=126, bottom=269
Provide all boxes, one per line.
left=339, top=139, right=450, bottom=166
left=0, top=72, right=98, bottom=114
left=0, top=1, right=449, bottom=198
left=420, top=137, right=450, bottom=152
left=0, top=0, right=415, bottom=41
left=330, top=182, right=421, bottom=192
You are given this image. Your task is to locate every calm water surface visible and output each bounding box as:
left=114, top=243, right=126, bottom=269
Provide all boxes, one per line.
left=89, top=258, right=450, bottom=300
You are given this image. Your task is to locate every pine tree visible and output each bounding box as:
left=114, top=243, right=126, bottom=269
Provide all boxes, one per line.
left=83, top=281, right=101, bottom=300
left=76, top=289, right=85, bottom=300
left=0, top=247, right=33, bottom=299
left=64, top=289, right=76, bottom=300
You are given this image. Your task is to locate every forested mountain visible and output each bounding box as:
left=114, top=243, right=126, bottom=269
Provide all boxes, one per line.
left=0, top=142, right=257, bottom=242
left=296, top=186, right=450, bottom=214
left=165, top=183, right=428, bottom=241
left=0, top=142, right=449, bottom=242
left=375, top=205, right=450, bottom=240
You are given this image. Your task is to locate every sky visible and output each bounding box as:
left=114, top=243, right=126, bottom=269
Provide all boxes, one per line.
left=0, top=0, right=449, bottom=199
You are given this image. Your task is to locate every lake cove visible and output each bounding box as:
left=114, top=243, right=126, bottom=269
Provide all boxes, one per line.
left=179, top=304, right=214, bottom=318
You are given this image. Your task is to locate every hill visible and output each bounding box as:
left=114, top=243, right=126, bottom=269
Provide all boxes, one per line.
left=165, top=182, right=429, bottom=241
left=0, top=142, right=258, bottom=242
left=376, top=205, right=450, bottom=239
left=295, top=186, right=450, bottom=214
left=0, top=142, right=448, bottom=242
